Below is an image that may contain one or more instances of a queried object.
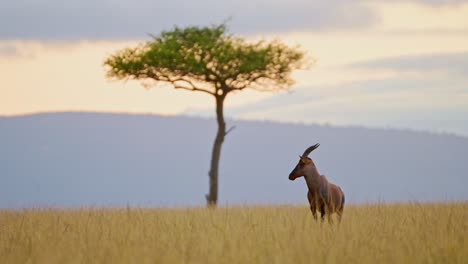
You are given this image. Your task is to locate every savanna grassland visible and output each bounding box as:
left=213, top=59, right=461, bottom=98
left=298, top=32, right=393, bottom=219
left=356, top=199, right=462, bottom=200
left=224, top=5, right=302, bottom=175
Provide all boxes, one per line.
left=0, top=203, right=466, bottom=263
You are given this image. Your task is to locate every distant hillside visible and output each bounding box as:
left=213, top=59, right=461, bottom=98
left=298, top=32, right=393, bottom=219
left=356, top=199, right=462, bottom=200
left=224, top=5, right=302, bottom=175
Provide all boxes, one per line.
left=1, top=112, right=467, bottom=208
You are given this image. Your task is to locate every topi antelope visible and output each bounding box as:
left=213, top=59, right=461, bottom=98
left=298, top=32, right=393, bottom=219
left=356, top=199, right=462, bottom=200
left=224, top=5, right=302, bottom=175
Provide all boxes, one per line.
left=289, top=143, right=345, bottom=223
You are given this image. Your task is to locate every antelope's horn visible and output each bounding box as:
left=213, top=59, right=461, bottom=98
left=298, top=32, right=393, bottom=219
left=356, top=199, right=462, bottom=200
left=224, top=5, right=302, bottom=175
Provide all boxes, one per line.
left=301, top=143, right=320, bottom=158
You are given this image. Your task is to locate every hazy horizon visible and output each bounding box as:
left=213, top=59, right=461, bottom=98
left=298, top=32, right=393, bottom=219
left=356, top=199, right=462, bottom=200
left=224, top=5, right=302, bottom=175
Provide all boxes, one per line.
left=2, top=112, right=467, bottom=208
left=2, top=110, right=467, bottom=139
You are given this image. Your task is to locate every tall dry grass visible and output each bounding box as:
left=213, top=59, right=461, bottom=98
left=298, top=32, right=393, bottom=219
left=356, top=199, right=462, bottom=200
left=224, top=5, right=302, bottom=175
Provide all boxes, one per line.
left=1, top=203, right=466, bottom=263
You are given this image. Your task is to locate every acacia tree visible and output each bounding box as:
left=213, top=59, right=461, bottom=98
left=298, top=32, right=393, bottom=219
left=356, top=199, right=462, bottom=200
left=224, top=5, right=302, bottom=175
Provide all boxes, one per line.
left=104, top=23, right=306, bottom=207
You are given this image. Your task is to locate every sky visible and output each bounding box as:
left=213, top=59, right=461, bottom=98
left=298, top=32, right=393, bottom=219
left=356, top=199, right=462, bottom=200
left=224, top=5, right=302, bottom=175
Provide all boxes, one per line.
left=1, top=0, right=468, bottom=136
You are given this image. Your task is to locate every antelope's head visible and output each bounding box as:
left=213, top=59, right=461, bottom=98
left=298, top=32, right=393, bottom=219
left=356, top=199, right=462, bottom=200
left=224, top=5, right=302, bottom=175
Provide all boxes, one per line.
left=289, top=143, right=320, bottom=181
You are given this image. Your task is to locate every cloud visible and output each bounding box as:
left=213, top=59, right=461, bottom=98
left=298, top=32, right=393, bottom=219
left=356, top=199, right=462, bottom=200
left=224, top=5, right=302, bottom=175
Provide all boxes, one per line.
left=0, top=0, right=376, bottom=40
left=0, top=43, right=19, bottom=57
left=349, top=52, right=468, bottom=76
left=224, top=77, right=467, bottom=115
left=378, top=0, right=468, bottom=6
left=3, top=0, right=467, bottom=40
left=235, top=52, right=468, bottom=113
left=218, top=76, right=468, bottom=136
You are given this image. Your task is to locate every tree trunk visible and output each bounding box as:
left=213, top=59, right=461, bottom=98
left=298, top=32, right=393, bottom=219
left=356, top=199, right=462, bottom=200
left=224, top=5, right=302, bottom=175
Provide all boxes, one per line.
left=206, top=94, right=226, bottom=207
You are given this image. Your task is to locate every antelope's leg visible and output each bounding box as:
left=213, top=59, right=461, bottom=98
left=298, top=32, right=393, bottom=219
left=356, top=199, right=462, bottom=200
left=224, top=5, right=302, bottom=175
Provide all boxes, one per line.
left=337, top=210, right=343, bottom=223
left=310, top=203, right=317, bottom=220
left=307, top=192, right=318, bottom=220
left=319, top=203, right=326, bottom=223
left=327, top=213, right=333, bottom=224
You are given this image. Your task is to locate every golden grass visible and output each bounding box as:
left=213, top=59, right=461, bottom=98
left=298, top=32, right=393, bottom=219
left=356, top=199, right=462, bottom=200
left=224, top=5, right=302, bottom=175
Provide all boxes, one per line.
left=0, top=203, right=467, bottom=263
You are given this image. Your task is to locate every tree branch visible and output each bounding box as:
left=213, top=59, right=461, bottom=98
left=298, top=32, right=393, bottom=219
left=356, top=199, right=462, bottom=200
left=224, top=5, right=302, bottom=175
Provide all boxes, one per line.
left=173, top=85, right=215, bottom=95
left=144, top=72, right=215, bottom=95
left=171, top=77, right=215, bottom=95
left=225, top=125, right=236, bottom=136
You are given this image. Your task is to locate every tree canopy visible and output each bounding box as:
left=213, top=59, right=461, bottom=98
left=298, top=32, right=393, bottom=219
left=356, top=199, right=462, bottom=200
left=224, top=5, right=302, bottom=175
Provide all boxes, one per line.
left=104, top=24, right=306, bottom=96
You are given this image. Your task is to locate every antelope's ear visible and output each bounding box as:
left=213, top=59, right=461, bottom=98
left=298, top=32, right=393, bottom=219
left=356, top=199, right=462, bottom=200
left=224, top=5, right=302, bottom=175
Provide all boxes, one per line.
left=300, top=157, right=309, bottom=164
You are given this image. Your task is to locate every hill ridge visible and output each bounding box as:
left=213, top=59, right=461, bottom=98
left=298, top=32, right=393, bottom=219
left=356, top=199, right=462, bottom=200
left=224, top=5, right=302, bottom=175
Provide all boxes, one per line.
left=1, top=112, right=467, bottom=208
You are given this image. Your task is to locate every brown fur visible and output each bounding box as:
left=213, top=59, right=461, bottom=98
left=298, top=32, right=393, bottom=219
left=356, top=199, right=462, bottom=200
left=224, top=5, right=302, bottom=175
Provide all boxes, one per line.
left=289, top=148, right=345, bottom=223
